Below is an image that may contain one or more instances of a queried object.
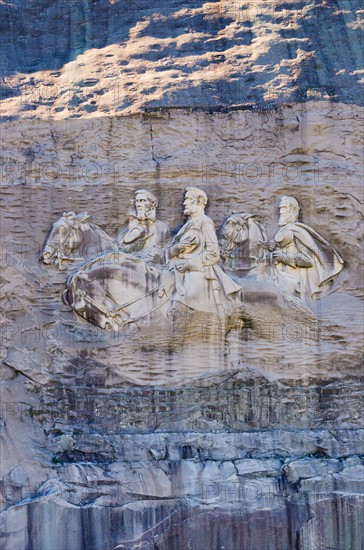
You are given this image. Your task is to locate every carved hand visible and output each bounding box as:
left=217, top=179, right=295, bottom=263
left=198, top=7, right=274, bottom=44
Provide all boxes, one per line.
left=267, top=240, right=277, bottom=252
left=272, top=250, right=297, bottom=267
left=175, top=260, right=189, bottom=273
left=272, top=250, right=284, bottom=263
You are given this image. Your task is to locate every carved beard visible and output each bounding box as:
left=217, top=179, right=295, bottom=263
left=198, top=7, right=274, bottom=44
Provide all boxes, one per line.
left=136, top=207, right=147, bottom=221
left=279, top=211, right=298, bottom=226
left=135, top=206, right=156, bottom=222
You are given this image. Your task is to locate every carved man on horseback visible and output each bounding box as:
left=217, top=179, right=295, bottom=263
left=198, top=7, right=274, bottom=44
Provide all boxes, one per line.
left=168, top=187, right=241, bottom=313
left=116, top=189, right=170, bottom=264
left=267, top=196, right=344, bottom=302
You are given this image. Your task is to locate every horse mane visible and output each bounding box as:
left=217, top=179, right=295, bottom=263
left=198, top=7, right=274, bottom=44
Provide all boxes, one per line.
left=247, top=217, right=267, bottom=244
left=83, top=222, right=117, bottom=251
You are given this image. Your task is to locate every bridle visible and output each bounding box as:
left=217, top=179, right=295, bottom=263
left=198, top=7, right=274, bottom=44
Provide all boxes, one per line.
left=69, top=264, right=174, bottom=331
left=47, top=216, right=83, bottom=268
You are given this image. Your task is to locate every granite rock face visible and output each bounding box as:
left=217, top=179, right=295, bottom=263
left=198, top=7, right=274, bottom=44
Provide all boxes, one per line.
left=0, top=1, right=363, bottom=549
left=0, top=0, right=363, bottom=119
left=1, top=103, right=363, bottom=549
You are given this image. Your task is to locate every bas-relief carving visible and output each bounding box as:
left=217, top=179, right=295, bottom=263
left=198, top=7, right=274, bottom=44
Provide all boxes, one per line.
left=267, top=196, right=344, bottom=302
left=116, top=189, right=170, bottom=265
left=42, top=189, right=345, bottom=336
left=42, top=211, right=117, bottom=269
left=64, top=252, right=177, bottom=331
left=61, top=188, right=242, bottom=331
left=39, top=189, right=352, bottom=392
left=220, top=197, right=344, bottom=304
left=168, top=188, right=241, bottom=314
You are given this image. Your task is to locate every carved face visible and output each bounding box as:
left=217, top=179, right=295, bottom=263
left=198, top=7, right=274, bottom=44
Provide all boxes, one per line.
left=278, top=201, right=298, bottom=226
left=135, top=193, right=154, bottom=220
left=183, top=192, right=203, bottom=216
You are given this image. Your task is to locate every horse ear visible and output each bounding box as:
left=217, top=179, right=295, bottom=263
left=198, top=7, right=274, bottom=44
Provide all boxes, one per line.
left=234, top=211, right=250, bottom=222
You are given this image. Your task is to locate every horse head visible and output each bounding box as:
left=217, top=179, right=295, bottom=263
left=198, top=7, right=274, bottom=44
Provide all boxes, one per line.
left=42, top=211, right=91, bottom=269
left=220, top=211, right=266, bottom=274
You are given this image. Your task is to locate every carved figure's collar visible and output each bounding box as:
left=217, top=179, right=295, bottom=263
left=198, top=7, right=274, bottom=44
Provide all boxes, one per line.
left=189, top=211, right=205, bottom=224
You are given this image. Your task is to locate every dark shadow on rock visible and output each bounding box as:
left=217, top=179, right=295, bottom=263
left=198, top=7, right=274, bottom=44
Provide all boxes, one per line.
left=0, top=0, right=226, bottom=75
left=0, top=0, right=363, bottom=107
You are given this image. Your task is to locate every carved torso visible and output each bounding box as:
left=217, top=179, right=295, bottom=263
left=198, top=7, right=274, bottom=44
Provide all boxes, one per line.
left=117, top=217, right=171, bottom=264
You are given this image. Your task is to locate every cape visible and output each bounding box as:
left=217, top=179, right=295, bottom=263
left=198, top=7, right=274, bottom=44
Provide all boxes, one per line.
left=284, top=222, right=344, bottom=299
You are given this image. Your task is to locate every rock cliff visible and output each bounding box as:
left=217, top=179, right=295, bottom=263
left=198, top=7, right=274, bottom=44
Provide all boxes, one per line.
left=0, top=1, right=363, bottom=549
left=0, top=0, right=363, bottom=119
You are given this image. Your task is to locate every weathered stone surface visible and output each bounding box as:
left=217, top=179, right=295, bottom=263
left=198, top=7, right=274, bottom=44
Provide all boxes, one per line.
left=1, top=104, right=363, bottom=385
left=0, top=2, right=363, bottom=548
left=0, top=0, right=363, bottom=120
left=283, top=458, right=341, bottom=483
left=1, top=101, right=363, bottom=548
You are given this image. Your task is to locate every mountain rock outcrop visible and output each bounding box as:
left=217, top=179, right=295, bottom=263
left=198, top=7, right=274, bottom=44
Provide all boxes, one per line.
left=0, top=0, right=363, bottom=120
left=0, top=2, right=363, bottom=549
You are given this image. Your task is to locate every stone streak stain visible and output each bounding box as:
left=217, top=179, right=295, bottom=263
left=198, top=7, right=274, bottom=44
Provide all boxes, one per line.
left=0, top=1, right=363, bottom=548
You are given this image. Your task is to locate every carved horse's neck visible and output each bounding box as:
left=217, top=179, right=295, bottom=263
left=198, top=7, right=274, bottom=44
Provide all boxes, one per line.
left=246, top=217, right=267, bottom=261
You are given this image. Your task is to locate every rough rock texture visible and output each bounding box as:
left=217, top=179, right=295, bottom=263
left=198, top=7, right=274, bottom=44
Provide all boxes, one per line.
left=0, top=1, right=363, bottom=549
left=0, top=0, right=363, bottom=119
left=1, top=103, right=363, bottom=549
left=1, top=103, right=363, bottom=385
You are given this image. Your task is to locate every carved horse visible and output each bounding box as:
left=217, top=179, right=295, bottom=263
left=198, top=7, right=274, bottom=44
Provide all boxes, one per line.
left=42, top=212, right=118, bottom=270
left=63, top=252, right=176, bottom=331
left=219, top=212, right=267, bottom=277
left=62, top=213, right=267, bottom=331
left=62, top=215, right=315, bottom=332
left=62, top=220, right=246, bottom=331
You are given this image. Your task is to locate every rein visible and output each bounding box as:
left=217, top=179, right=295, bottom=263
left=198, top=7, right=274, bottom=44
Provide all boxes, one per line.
left=49, top=218, right=83, bottom=265
left=82, top=279, right=174, bottom=328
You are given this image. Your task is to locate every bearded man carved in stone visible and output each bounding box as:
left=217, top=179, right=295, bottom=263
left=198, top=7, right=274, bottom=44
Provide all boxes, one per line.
left=268, top=196, right=344, bottom=302
left=116, top=189, right=170, bottom=264
left=168, top=187, right=241, bottom=313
